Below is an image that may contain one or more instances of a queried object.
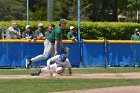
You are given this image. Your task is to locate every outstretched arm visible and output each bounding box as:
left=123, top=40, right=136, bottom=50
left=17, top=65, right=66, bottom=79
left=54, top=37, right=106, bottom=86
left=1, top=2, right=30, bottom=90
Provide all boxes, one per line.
left=59, top=39, right=64, bottom=49
left=54, top=40, right=59, bottom=56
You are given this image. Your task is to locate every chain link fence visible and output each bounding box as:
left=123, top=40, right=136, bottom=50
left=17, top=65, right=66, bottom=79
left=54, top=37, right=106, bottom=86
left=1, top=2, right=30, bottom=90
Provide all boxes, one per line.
left=0, top=24, right=7, bottom=39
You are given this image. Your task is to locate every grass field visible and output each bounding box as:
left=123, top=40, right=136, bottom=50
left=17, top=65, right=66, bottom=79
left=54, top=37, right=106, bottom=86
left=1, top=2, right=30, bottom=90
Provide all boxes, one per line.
left=0, top=68, right=140, bottom=93
left=0, top=67, right=140, bottom=75
left=0, top=79, right=140, bottom=93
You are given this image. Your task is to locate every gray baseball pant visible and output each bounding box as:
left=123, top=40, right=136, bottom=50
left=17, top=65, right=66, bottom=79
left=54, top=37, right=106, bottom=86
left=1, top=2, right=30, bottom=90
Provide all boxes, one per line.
left=31, top=39, right=54, bottom=62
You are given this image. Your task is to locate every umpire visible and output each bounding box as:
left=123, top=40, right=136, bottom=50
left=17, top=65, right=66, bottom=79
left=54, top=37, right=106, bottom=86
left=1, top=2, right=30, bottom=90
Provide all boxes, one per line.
left=26, top=19, right=67, bottom=68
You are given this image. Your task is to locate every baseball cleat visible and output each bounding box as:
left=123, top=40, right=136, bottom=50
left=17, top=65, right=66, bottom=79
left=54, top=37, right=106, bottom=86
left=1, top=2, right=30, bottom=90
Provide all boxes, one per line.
left=31, top=72, right=39, bottom=76
left=25, top=59, right=32, bottom=69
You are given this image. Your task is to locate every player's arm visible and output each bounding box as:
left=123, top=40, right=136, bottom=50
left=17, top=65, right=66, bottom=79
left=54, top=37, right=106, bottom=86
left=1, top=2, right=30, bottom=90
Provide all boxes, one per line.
left=54, top=30, right=62, bottom=55
left=54, top=39, right=64, bottom=56
left=60, top=39, right=68, bottom=54
left=68, top=68, right=72, bottom=75
left=57, top=61, right=72, bottom=76
left=59, top=39, right=64, bottom=49
left=46, top=55, right=58, bottom=69
left=54, top=40, right=59, bottom=56
left=65, top=59, right=72, bottom=75
left=47, top=55, right=60, bottom=65
left=60, top=63, right=72, bottom=75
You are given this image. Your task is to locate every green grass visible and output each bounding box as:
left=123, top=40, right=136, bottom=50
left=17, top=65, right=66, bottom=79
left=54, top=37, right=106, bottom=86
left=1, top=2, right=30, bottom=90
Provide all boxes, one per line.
left=0, top=67, right=140, bottom=75
left=0, top=78, right=140, bottom=93
left=71, top=67, right=140, bottom=74
left=0, top=69, right=35, bottom=75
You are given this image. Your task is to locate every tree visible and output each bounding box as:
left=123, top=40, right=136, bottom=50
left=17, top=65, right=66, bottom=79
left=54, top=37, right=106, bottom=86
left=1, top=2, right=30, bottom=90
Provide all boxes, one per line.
left=54, top=0, right=95, bottom=21
left=29, top=0, right=47, bottom=20
left=127, top=0, right=140, bottom=11
left=118, top=0, right=140, bottom=21
left=0, top=0, right=26, bottom=21
left=0, top=0, right=140, bottom=22
left=54, top=0, right=72, bottom=20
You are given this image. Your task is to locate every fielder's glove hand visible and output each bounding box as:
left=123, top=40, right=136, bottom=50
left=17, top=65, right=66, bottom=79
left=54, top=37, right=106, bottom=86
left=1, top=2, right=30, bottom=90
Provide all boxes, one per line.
left=61, top=47, right=67, bottom=54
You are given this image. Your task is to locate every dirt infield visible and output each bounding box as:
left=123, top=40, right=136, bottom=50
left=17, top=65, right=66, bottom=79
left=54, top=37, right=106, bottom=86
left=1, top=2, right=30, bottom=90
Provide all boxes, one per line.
left=0, top=73, right=140, bottom=93
left=0, top=72, right=140, bottom=79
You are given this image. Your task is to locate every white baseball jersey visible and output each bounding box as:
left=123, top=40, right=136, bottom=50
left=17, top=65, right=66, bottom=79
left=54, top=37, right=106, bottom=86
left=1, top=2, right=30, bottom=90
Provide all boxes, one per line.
left=41, top=55, right=72, bottom=75
left=47, top=55, right=72, bottom=69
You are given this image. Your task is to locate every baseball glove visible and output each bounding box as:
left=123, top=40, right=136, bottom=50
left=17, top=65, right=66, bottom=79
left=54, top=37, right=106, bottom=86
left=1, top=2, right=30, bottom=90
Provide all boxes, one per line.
left=61, top=47, right=67, bottom=54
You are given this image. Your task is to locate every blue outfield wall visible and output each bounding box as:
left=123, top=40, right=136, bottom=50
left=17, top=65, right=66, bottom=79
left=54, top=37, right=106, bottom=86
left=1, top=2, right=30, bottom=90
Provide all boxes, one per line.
left=107, top=43, right=140, bottom=67
left=0, top=42, right=45, bottom=67
left=0, top=40, right=140, bottom=68
left=82, top=40, right=140, bottom=67
left=82, top=42, right=105, bottom=67
left=0, top=40, right=80, bottom=67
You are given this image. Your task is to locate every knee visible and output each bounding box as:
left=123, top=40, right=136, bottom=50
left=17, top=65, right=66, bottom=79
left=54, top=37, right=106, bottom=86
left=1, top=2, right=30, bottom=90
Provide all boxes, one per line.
left=56, top=67, right=62, bottom=73
left=42, top=52, right=50, bottom=58
left=42, top=54, right=48, bottom=58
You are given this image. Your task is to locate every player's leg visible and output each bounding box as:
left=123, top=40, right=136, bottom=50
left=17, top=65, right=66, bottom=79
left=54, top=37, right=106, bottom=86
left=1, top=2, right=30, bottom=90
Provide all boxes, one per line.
left=56, top=66, right=66, bottom=75
left=31, top=39, right=53, bottom=62
left=49, top=63, right=58, bottom=76
left=31, top=65, right=51, bottom=76
left=39, top=63, right=57, bottom=76
left=26, top=40, right=53, bottom=68
left=56, top=67, right=63, bottom=73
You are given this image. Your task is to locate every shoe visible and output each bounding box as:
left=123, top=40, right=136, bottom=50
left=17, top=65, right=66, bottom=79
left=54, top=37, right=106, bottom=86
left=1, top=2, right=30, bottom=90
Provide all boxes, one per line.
left=25, top=59, right=32, bottom=69
left=31, top=72, right=39, bottom=76
left=52, top=73, right=58, bottom=77
left=57, top=73, right=63, bottom=76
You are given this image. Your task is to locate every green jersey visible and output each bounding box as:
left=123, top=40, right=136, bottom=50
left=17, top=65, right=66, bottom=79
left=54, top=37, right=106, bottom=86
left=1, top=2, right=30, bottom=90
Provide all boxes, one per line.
left=35, top=29, right=45, bottom=37
left=45, top=31, right=51, bottom=39
left=47, top=27, right=63, bottom=43
left=131, top=34, right=140, bottom=40
left=67, top=32, right=77, bottom=40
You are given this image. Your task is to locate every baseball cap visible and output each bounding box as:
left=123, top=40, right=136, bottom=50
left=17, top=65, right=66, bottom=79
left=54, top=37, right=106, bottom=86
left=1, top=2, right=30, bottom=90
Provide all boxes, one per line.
left=25, top=25, right=30, bottom=29
left=38, top=23, right=43, bottom=27
left=60, top=19, right=66, bottom=23
left=70, top=26, right=74, bottom=30
left=59, top=54, right=67, bottom=62
left=134, top=28, right=139, bottom=32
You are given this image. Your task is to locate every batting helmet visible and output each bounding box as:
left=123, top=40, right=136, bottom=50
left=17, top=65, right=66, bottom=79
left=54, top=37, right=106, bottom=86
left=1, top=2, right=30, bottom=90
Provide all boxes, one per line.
left=59, top=54, right=67, bottom=62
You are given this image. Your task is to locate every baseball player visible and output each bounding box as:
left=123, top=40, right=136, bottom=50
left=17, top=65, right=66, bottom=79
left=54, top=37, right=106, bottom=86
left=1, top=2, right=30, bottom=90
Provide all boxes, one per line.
left=26, top=19, right=67, bottom=68
left=31, top=53, right=72, bottom=76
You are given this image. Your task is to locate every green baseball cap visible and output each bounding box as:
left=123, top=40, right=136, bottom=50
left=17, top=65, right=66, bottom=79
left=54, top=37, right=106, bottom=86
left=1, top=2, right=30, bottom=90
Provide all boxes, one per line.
left=60, top=19, right=66, bottom=23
